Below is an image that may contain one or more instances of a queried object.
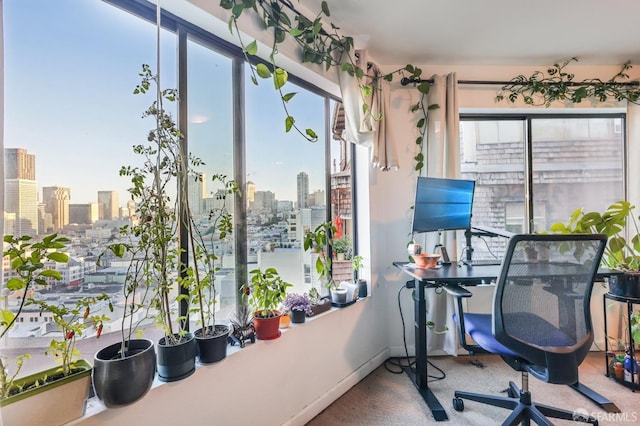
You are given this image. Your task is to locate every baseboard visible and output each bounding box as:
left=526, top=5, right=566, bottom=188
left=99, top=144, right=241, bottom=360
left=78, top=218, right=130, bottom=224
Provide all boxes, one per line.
left=284, top=348, right=391, bottom=426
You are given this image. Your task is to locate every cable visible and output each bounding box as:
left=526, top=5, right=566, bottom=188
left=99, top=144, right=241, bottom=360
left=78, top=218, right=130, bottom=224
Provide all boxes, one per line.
left=383, top=285, right=446, bottom=382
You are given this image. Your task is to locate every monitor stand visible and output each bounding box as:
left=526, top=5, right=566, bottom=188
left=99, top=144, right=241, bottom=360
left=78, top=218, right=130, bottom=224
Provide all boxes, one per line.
left=433, top=230, right=452, bottom=265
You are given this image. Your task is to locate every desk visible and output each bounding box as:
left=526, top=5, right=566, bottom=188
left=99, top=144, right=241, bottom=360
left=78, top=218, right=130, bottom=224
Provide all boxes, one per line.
left=393, top=261, right=620, bottom=421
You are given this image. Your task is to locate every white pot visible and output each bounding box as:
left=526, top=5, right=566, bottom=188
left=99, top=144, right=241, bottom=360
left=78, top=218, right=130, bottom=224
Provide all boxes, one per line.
left=0, top=359, right=92, bottom=426
left=330, top=288, right=348, bottom=304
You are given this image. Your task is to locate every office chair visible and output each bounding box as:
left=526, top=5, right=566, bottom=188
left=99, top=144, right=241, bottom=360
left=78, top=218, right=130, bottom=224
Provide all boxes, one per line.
left=450, top=233, right=607, bottom=426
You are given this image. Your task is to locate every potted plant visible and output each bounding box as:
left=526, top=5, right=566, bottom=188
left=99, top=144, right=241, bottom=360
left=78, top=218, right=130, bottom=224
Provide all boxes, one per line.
left=93, top=236, right=158, bottom=408
left=307, top=287, right=331, bottom=316
left=353, top=254, right=368, bottom=298
left=551, top=200, right=640, bottom=297
left=1, top=234, right=109, bottom=425
left=99, top=64, right=197, bottom=385
left=184, top=174, right=238, bottom=364
left=229, top=290, right=255, bottom=347
left=282, top=293, right=313, bottom=324
left=333, top=236, right=352, bottom=261
left=244, top=267, right=292, bottom=340
left=303, top=221, right=347, bottom=303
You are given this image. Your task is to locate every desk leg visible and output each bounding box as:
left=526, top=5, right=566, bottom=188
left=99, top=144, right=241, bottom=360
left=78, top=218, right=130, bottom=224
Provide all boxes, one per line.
left=408, top=279, right=448, bottom=421
left=569, top=381, right=620, bottom=413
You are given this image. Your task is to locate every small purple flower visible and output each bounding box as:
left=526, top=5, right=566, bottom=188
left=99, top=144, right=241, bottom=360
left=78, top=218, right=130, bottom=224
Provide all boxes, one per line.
left=282, top=292, right=313, bottom=316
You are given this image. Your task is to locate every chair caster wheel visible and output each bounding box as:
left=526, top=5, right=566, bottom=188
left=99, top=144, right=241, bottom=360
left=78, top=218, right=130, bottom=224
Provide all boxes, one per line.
left=453, top=397, right=464, bottom=412
left=507, top=388, right=517, bottom=398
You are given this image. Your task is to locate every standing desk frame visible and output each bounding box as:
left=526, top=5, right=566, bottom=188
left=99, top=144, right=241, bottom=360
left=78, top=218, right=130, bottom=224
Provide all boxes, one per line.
left=393, top=261, right=620, bottom=421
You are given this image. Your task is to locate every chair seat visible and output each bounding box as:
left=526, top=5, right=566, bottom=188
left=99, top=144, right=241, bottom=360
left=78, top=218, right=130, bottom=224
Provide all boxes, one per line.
left=455, top=313, right=518, bottom=356
left=455, top=312, right=575, bottom=358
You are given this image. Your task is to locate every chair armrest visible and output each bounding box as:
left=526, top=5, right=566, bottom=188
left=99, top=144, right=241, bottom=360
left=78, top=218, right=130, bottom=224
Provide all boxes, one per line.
left=447, top=284, right=489, bottom=355
left=443, top=283, right=473, bottom=298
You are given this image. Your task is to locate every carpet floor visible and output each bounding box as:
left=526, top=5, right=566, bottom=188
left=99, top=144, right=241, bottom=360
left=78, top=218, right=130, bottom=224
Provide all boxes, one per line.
left=307, top=352, right=639, bottom=425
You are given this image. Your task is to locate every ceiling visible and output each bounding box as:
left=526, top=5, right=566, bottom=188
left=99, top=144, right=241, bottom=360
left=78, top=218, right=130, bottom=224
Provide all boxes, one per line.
left=301, top=0, right=640, bottom=66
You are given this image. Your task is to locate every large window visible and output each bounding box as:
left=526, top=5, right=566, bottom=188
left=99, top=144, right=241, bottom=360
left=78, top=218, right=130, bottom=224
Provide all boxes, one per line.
left=2, top=0, right=352, bottom=374
left=460, top=114, right=624, bottom=261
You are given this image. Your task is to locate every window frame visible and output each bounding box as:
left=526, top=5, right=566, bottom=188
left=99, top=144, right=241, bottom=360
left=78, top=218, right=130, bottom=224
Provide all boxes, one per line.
left=102, top=0, right=354, bottom=319
left=460, top=112, right=627, bottom=234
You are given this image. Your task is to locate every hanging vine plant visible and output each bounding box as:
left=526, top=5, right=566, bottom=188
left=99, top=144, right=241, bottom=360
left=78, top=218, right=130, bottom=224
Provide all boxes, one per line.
left=220, top=0, right=436, bottom=172
left=496, top=57, right=640, bottom=107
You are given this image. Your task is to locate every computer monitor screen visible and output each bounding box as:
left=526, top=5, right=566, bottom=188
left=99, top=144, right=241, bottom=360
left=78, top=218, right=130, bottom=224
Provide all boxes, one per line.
left=411, top=177, right=475, bottom=233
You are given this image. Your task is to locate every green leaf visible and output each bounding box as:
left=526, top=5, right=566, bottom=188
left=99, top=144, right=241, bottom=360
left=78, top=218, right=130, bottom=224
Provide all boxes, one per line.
left=245, top=40, right=258, bottom=56
left=321, top=1, right=330, bottom=16
left=1, top=309, right=16, bottom=327
left=306, top=129, right=318, bottom=140
left=40, top=269, right=63, bottom=280
left=47, top=252, right=69, bottom=263
left=285, top=116, right=295, bottom=132
left=290, top=28, right=304, bottom=37
left=6, top=278, right=25, bottom=291
left=231, top=4, right=244, bottom=18
left=417, top=82, right=431, bottom=94
left=282, top=92, right=297, bottom=102
left=273, top=68, right=288, bottom=90
left=256, top=63, right=271, bottom=79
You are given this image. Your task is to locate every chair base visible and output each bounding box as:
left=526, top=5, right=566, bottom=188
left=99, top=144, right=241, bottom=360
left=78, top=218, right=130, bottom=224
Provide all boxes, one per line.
left=453, top=380, right=598, bottom=426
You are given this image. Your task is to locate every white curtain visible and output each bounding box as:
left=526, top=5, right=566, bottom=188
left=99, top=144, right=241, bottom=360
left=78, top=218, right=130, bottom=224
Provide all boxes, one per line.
left=338, top=49, right=398, bottom=170
left=423, top=73, right=461, bottom=355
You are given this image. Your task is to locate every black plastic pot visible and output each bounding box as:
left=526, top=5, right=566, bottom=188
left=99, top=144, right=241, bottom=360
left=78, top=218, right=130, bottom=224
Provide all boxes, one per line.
left=92, top=339, right=156, bottom=408
left=157, top=332, right=197, bottom=382
left=195, top=325, right=230, bottom=364
left=290, top=309, right=306, bottom=324
left=609, top=272, right=640, bottom=298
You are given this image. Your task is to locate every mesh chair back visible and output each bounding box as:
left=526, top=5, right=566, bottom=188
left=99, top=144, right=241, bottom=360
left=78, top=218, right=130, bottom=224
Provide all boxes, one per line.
left=493, top=234, right=607, bottom=383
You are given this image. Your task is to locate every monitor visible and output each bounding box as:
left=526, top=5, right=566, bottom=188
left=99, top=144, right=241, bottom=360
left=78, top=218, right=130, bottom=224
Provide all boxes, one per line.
left=411, top=177, right=475, bottom=234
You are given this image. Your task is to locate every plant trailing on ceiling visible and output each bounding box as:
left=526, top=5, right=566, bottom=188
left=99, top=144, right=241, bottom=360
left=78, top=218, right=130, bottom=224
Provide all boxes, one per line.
left=496, top=57, right=640, bottom=107
left=220, top=0, right=436, bottom=172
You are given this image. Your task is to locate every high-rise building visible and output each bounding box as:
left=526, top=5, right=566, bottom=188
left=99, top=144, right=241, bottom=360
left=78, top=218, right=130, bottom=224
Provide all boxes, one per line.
left=254, top=190, right=276, bottom=211
left=297, top=172, right=309, bottom=209
left=188, top=172, right=206, bottom=216
left=246, top=181, right=256, bottom=209
left=4, top=148, right=38, bottom=236
left=69, top=203, right=100, bottom=224
left=97, top=190, right=119, bottom=220
left=42, top=186, right=71, bottom=231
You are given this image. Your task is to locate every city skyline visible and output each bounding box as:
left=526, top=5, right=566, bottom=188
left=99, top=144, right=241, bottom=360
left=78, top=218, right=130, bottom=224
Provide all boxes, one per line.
left=4, top=0, right=336, bottom=207
left=4, top=146, right=325, bottom=234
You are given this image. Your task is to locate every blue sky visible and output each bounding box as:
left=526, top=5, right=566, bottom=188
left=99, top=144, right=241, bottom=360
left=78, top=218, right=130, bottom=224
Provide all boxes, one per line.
left=4, top=0, right=330, bottom=206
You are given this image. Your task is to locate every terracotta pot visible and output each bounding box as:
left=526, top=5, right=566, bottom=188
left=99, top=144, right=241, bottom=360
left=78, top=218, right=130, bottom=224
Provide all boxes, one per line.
left=253, top=310, right=282, bottom=340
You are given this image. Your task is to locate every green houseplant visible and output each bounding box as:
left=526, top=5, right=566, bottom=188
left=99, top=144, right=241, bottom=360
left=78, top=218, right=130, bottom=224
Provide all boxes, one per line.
left=184, top=174, right=238, bottom=364
left=100, top=64, right=197, bottom=384
left=333, top=236, right=352, bottom=261
left=304, top=221, right=337, bottom=291
left=304, top=221, right=355, bottom=304
left=244, top=267, right=292, bottom=340
left=550, top=200, right=640, bottom=297
left=1, top=234, right=109, bottom=425
left=128, top=64, right=197, bottom=382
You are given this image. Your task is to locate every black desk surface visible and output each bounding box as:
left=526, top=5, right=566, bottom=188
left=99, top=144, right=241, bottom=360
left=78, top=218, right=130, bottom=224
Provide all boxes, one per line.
left=393, top=261, right=499, bottom=285
left=393, top=261, right=618, bottom=285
